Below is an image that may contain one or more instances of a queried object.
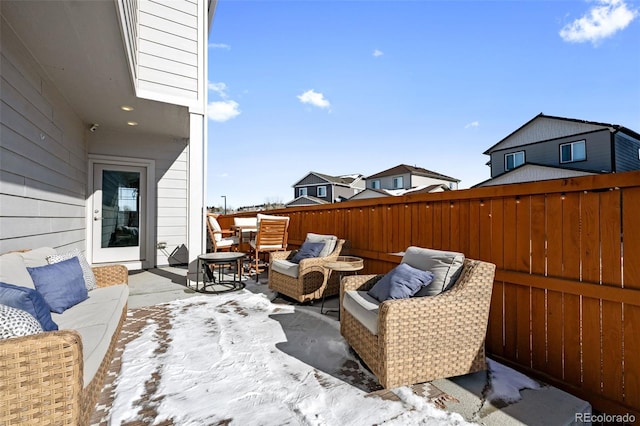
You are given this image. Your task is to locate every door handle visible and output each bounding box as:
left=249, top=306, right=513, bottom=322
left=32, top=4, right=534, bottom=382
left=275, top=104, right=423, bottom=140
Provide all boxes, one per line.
left=94, top=216, right=102, bottom=221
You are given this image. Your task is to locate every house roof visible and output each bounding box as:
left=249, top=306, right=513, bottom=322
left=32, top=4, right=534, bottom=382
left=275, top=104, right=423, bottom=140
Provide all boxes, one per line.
left=385, top=184, right=451, bottom=196
left=366, top=164, right=459, bottom=182
left=348, top=184, right=450, bottom=200
left=483, top=113, right=640, bottom=155
left=472, top=163, right=598, bottom=188
left=292, top=172, right=364, bottom=187
left=285, top=195, right=330, bottom=207
left=348, top=188, right=392, bottom=200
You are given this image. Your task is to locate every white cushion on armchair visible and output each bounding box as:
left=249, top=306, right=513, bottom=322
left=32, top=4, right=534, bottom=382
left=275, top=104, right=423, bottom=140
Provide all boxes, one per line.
left=304, top=233, right=337, bottom=257
left=271, top=259, right=299, bottom=278
left=342, top=290, right=380, bottom=335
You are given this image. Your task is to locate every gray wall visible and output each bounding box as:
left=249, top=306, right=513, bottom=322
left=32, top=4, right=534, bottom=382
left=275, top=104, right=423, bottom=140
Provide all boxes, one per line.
left=294, top=183, right=333, bottom=202
left=490, top=129, right=613, bottom=177
left=0, top=17, right=87, bottom=254
left=614, top=132, right=640, bottom=172
left=368, top=173, right=410, bottom=190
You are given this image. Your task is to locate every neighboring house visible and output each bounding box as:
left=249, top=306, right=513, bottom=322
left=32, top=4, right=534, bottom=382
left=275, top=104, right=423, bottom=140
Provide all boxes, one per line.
left=0, top=1, right=214, bottom=272
left=476, top=113, right=640, bottom=187
left=349, top=183, right=451, bottom=201
left=289, top=172, right=365, bottom=206
left=285, top=195, right=331, bottom=208
left=363, top=164, right=459, bottom=195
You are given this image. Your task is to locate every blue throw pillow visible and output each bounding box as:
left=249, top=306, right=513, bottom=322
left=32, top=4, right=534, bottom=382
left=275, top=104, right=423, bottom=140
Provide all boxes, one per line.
left=367, top=263, right=435, bottom=302
left=291, top=241, right=325, bottom=264
left=0, top=282, right=58, bottom=331
left=27, top=257, right=88, bottom=314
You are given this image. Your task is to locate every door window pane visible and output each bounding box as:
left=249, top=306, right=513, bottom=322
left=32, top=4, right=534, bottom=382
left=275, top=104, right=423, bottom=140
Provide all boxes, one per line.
left=102, top=170, right=140, bottom=248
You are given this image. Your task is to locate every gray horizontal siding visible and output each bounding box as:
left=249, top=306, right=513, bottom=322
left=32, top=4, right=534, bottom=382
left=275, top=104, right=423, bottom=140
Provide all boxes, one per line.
left=614, top=133, right=640, bottom=172
left=491, top=130, right=613, bottom=177
left=296, top=174, right=330, bottom=186
left=1, top=22, right=87, bottom=254
left=493, top=116, right=607, bottom=152
left=136, top=0, right=199, bottom=102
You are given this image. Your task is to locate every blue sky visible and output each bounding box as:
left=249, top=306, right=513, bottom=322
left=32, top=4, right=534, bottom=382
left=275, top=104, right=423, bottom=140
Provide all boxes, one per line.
left=206, top=0, right=640, bottom=210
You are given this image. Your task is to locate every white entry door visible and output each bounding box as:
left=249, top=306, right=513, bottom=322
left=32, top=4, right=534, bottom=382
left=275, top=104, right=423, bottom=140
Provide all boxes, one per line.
left=92, top=164, right=147, bottom=263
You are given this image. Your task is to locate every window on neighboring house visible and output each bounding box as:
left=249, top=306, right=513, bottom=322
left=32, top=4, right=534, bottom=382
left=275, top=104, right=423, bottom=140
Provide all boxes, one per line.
left=392, top=176, right=403, bottom=189
left=298, top=187, right=307, bottom=197
left=317, top=186, right=327, bottom=197
left=371, top=180, right=380, bottom=189
left=505, top=151, right=525, bottom=171
left=560, top=140, right=586, bottom=163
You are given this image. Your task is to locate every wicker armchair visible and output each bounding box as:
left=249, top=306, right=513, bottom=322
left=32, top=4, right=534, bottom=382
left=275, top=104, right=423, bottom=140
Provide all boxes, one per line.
left=0, top=264, right=128, bottom=426
left=268, top=239, right=345, bottom=303
left=340, top=258, right=496, bottom=389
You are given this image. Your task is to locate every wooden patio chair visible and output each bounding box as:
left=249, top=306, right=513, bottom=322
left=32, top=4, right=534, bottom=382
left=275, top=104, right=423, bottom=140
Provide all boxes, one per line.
left=206, top=214, right=239, bottom=252
left=340, top=246, right=496, bottom=388
left=248, top=214, right=289, bottom=281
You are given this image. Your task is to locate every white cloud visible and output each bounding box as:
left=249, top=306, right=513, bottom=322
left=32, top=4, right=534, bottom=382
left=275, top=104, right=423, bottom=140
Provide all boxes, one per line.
left=207, top=82, right=241, bottom=122
left=373, top=49, right=384, bottom=57
left=208, top=82, right=228, bottom=98
left=559, top=0, right=638, bottom=45
left=209, top=43, right=231, bottom=50
left=207, top=100, right=240, bottom=122
left=297, top=89, right=331, bottom=109
left=465, top=121, right=480, bottom=129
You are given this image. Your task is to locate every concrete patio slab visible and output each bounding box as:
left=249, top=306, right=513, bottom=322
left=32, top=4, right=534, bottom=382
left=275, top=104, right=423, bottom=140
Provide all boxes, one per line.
left=126, top=266, right=591, bottom=425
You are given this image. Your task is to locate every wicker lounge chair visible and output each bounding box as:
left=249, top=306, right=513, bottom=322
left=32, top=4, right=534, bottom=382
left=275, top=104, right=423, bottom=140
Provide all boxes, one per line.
left=268, top=238, right=345, bottom=303
left=340, top=252, right=496, bottom=389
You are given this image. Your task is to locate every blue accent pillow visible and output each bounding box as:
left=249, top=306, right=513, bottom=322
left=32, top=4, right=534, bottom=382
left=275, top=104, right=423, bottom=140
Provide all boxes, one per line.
left=367, top=263, right=435, bottom=302
left=0, top=282, right=58, bottom=331
left=291, top=241, right=325, bottom=264
left=27, top=257, right=88, bottom=314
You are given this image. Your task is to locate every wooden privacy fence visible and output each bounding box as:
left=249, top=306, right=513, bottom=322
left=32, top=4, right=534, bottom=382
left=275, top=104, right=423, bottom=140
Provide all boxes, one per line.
left=221, top=171, right=640, bottom=416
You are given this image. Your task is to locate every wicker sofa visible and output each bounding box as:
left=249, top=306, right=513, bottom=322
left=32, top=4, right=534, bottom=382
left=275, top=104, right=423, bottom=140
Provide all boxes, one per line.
left=340, top=248, right=496, bottom=389
left=268, top=235, right=345, bottom=303
left=0, top=248, right=129, bottom=425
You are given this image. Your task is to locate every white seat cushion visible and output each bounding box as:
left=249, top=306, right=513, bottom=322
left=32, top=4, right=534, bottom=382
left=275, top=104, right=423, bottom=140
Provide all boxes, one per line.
left=233, top=217, right=257, bottom=228
left=271, top=259, right=299, bottom=278
left=343, top=290, right=380, bottom=335
left=217, top=237, right=239, bottom=248
left=52, top=284, right=129, bottom=386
